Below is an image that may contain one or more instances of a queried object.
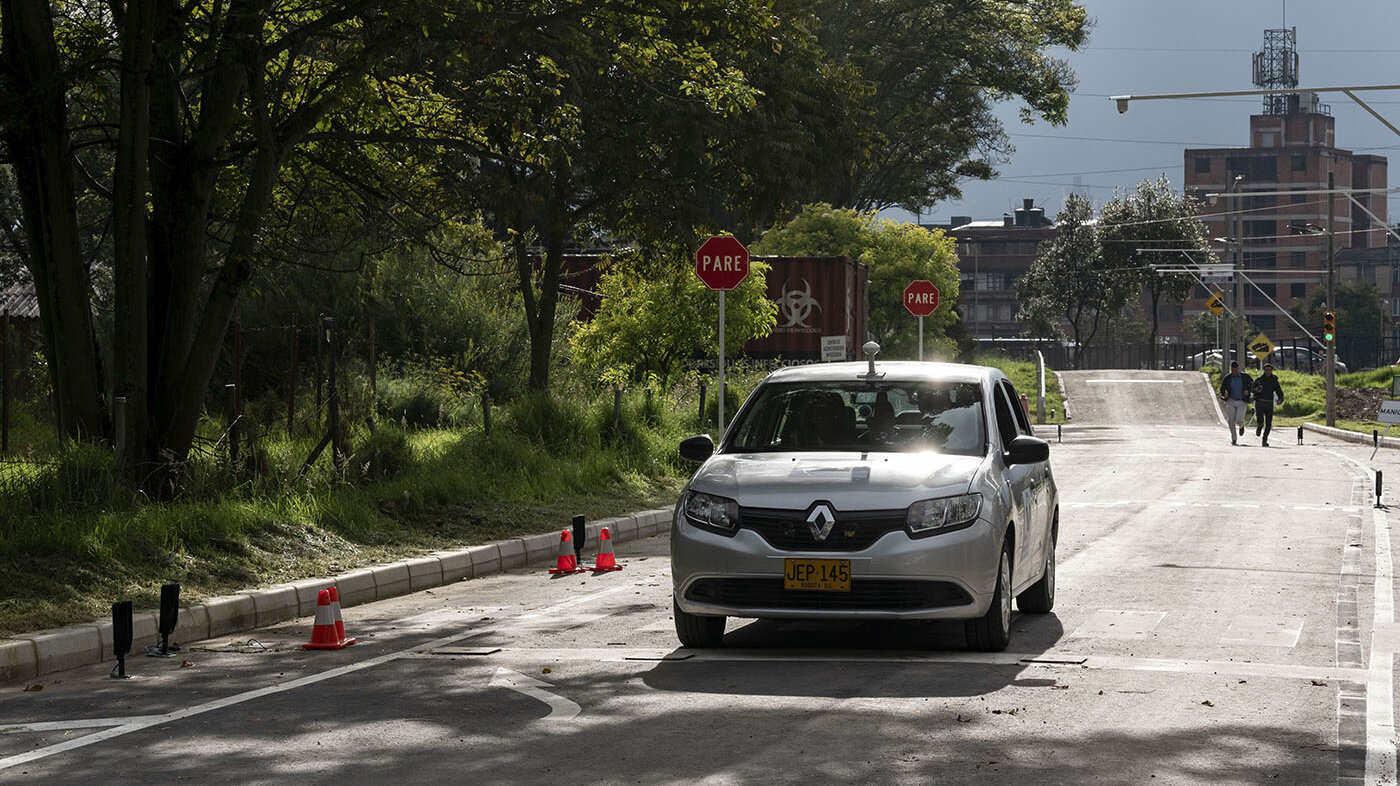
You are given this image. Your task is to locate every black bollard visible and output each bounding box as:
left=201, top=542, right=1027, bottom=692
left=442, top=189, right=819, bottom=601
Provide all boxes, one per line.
left=572, top=514, right=586, bottom=565
left=1297, top=425, right=1304, bottom=445
left=1376, top=429, right=1381, bottom=447
left=111, top=600, right=133, bottom=679
left=150, top=583, right=181, bottom=657
left=1057, top=423, right=1062, bottom=443
left=1378, top=470, right=1386, bottom=510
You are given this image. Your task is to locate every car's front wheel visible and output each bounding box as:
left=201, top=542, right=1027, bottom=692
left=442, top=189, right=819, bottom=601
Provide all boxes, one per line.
left=674, top=597, right=725, bottom=648
left=964, top=542, right=1012, bottom=652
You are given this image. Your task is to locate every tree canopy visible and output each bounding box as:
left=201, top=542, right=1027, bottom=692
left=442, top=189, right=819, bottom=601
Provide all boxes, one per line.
left=1097, top=176, right=1214, bottom=350
left=753, top=203, right=960, bottom=359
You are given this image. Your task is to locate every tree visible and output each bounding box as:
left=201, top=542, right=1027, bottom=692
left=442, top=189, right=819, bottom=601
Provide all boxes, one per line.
left=567, top=246, right=777, bottom=391
left=1292, top=282, right=1388, bottom=369
left=807, top=0, right=1089, bottom=212
left=1097, top=176, right=1213, bottom=352
left=1016, top=194, right=1139, bottom=368
left=752, top=204, right=961, bottom=359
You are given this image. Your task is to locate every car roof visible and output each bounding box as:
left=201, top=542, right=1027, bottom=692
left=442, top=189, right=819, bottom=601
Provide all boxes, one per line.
left=758, top=361, right=1002, bottom=386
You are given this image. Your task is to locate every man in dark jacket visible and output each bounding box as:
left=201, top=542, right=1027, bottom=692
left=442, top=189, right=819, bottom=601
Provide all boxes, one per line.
left=1252, top=363, right=1285, bottom=447
left=1218, top=361, right=1254, bottom=446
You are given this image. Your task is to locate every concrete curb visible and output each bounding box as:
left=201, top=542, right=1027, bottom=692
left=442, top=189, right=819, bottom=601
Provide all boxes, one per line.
left=0, top=507, right=674, bottom=684
left=1303, top=421, right=1400, bottom=450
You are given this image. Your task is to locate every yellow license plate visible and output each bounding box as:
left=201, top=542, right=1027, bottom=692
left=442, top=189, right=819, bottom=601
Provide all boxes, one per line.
left=783, top=558, right=851, bottom=591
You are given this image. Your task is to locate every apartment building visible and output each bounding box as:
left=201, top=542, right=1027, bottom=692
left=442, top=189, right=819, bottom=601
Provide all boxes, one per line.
left=942, top=198, right=1056, bottom=340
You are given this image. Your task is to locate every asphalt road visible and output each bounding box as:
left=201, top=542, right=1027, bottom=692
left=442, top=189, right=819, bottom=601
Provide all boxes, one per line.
left=1, top=369, right=1396, bottom=785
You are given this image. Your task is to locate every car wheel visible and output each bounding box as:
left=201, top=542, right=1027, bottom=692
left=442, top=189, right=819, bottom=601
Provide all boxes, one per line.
left=964, top=541, right=1012, bottom=652
left=674, top=597, right=725, bottom=648
left=1017, top=530, right=1056, bottom=613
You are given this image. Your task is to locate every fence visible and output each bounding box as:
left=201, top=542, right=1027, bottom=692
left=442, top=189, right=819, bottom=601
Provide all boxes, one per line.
left=0, top=315, right=441, bottom=471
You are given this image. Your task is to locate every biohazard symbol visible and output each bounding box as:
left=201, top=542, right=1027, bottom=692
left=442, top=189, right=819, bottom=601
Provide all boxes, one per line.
left=778, top=278, right=822, bottom=328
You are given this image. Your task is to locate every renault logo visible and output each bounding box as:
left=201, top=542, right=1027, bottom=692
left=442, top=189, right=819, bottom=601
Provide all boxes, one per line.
left=806, top=504, right=836, bottom=541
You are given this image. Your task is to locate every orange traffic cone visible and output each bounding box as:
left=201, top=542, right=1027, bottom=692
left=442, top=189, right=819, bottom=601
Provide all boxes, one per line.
left=327, top=586, right=355, bottom=647
left=549, top=529, right=584, bottom=574
left=591, top=527, right=622, bottom=572
left=303, top=589, right=353, bottom=650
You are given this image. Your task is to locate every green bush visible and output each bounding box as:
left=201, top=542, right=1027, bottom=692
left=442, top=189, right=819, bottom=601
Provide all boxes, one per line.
left=352, top=425, right=413, bottom=480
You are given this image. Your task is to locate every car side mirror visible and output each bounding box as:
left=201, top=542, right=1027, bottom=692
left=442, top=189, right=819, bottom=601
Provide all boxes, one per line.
left=679, top=434, right=716, bottom=463
left=1006, top=434, right=1049, bottom=465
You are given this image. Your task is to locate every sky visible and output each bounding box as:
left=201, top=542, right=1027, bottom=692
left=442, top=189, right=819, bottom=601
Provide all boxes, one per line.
left=885, top=0, right=1400, bottom=226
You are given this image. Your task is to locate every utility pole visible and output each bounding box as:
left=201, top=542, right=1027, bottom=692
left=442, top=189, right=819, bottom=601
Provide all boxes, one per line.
left=1326, top=170, right=1336, bottom=426
left=1234, top=177, right=1246, bottom=368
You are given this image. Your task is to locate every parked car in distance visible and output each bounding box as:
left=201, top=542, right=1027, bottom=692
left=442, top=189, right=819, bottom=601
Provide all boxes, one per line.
left=1182, top=349, right=1235, bottom=370
left=1268, top=346, right=1346, bottom=375
left=1183, top=347, right=1345, bottom=375
left=670, top=344, right=1058, bottom=652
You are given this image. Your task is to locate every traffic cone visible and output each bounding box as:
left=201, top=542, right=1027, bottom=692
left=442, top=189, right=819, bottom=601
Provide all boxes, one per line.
left=303, top=589, right=352, bottom=650
left=549, top=529, right=584, bottom=574
left=327, top=586, right=355, bottom=647
left=591, top=527, right=622, bottom=572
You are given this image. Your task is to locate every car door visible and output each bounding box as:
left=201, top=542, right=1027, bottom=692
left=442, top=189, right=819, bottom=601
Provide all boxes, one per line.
left=990, top=381, right=1037, bottom=589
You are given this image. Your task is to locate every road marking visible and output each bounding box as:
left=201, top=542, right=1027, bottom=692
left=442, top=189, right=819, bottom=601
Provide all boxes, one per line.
left=1065, top=500, right=1357, bottom=513
left=1221, top=618, right=1303, bottom=648
left=455, top=646, right=1372, bottom=683
left=0, top=716, right=166, bottom=733
left=1368, top=504, right=1396, bottom=784
left=0, top=574, right=663, bottom=772
left=1069, top=609, right=1166, bottom=640
left=488, top=667, right=580, bottom=720
left=1324, top=448, right=1398, bottom=784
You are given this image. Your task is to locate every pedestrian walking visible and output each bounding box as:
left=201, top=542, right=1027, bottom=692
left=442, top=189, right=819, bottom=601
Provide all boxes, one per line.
left=1218, top=361, right=1254, bottom=446
left=1252, top=363, right=1284, bottom=447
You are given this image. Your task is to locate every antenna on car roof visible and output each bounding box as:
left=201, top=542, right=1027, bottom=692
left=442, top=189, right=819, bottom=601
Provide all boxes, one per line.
left=860, top=341, right=884, bottom=379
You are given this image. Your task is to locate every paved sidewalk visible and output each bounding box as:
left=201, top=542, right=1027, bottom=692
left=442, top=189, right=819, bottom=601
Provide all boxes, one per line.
left=0, top=508, right=672, bottom=683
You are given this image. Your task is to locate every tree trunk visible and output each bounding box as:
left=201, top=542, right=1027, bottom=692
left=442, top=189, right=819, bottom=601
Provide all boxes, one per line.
left=112, top=0, right=158, bottom=478
left=1, top=1, right=106, bottom=441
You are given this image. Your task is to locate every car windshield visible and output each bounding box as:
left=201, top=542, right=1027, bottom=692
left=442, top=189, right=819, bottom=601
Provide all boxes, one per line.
left=727, top=380, right=986, bottom=456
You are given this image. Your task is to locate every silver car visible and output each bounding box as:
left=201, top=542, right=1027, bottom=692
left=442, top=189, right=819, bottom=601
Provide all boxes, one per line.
left=671, top=349, right=1059, bottom=651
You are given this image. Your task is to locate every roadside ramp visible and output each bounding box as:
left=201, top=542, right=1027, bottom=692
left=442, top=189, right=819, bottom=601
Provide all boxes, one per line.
left=1057, top=370, right=1222, bottom=426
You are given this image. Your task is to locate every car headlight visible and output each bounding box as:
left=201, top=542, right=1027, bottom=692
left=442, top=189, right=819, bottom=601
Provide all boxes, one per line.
left=682, top=490, right=740, bottom=535
left=905, top=493, right=982, bottom=537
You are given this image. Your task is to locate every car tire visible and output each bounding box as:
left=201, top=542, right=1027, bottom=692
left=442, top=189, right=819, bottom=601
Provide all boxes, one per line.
left=964, top=541, right=1012, bottom=652
left=674, top=597, right=725, bottom=648
left=1017, top=528, right=1056, bottom=614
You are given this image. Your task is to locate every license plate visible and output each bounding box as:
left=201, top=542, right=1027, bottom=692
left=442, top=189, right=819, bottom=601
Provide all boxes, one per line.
left=783, top=558, right=851, bottom=591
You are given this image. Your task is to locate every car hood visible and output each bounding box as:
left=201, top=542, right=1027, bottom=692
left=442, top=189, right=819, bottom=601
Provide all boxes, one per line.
left=689, top=451, right=983, bottom=510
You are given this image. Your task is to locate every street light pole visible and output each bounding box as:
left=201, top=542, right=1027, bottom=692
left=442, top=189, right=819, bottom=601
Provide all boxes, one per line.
left=1326, top=170, right=1336, bottom=427
left=1233, top=176, right=1246, bottom=369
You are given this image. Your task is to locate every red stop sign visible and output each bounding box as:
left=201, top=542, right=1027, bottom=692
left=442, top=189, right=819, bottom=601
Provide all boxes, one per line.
left=695, top=236, right=750, bottom=291
left=903, top=280, right=940, bottom=317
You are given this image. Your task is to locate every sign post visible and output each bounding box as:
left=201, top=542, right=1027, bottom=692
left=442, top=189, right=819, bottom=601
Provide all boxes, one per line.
left=695, top=236, right=751, bottom=434
left=903, top=280, right=940, bottom=361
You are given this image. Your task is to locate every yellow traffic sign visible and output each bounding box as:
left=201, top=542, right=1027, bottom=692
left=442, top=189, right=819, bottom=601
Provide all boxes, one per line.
left=1206, top=292, right=1224, bottom=315
left=1248, top=333, right=1275, bottom=361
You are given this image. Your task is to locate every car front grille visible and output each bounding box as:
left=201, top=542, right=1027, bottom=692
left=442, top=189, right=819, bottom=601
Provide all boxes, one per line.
left=739, top=507, right=908, bottom=552
left=685, top=578, right=971, bottom=611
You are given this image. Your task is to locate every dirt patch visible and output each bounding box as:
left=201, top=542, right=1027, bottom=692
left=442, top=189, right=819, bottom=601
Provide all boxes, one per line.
left=1336, top=387, right=1387, bottom=422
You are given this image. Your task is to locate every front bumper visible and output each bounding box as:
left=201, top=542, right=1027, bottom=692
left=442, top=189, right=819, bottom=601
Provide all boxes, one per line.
left=670, top=507, right=1003, bottom=621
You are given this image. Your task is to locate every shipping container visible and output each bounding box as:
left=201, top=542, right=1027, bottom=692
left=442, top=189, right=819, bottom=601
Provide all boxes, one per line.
left=745, top=256, right=868, bottom=362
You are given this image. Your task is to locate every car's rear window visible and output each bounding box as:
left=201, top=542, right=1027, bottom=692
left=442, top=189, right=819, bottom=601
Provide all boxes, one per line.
left=727, top=380, right=986, bottom=456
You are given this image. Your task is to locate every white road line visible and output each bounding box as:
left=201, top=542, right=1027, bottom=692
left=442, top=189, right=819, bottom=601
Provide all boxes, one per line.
left=0, top=574, right=661, bottom=772
left=488, top=667, right=581, bottom=720
left=1368, top=504, right=1397, bottom=785
left=0, top=716, right=166, bottom=733
left=1083, top=379, right=1185, bottom=383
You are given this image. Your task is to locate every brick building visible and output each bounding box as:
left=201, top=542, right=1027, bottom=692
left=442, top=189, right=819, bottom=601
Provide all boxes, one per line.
left=943, top=198, right=1056, bottom=340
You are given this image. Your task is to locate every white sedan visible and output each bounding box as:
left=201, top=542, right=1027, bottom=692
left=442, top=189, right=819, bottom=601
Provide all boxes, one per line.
left=671, top=346, right=1059, bottom=651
